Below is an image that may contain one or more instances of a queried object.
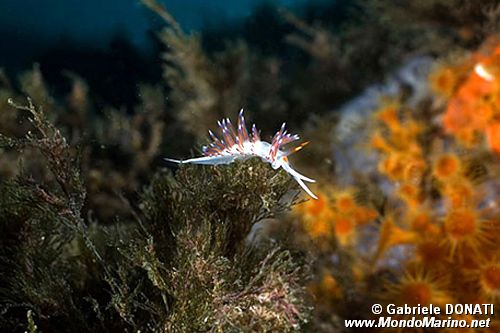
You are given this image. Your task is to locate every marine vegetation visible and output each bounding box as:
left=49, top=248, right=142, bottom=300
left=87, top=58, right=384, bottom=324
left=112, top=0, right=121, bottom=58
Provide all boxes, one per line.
left=0, top=0, right=499, bottom=332
left=0, top=96, right=311, bottom=332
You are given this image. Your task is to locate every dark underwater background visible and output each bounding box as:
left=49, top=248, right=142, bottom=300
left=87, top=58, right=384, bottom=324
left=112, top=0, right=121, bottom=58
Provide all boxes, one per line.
left=0, top=0, right=499, bottom=332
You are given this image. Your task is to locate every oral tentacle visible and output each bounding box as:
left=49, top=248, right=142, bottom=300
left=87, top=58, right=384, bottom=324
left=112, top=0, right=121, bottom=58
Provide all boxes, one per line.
left=281, top=162, right=316, bottom=183
left=294, top=176, right=318, bottom=199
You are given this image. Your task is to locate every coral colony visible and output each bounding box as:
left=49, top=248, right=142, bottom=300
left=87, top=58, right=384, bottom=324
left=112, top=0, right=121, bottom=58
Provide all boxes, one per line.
left=296, top=36, right=500, bottom=332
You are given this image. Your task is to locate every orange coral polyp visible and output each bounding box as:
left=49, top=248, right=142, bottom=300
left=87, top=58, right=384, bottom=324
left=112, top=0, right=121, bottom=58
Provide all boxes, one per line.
left=336, top=195, right=355, bottom=213
left=384, top=270, right=452, bottom=309
left=442, top=180, right=474, bottom=208
left=402, top=158, right=426, bottom=182
left=433, top=154, right=460, bottom=179
left=308, top=218, right=331, bottom=238
left=320, top=274, right=342, bottom=298
left=485, top=121, right=500, bottom=154
left=352, top=207, right=378, bottom=225
left=410, top=212, right=431, bottom=232
left=379, top=154, right=405, bottom=180
left=305, top=194, right=327, bottom=216
left=335, top=217, right=353, bottom=234
left=401, top=191, right=424, bottom=209
left=444, top=209, right=477, bottom=241
left=398, top=183, right=420, bottom=202
left=334, top=217, right=354, bottom=245
left=416, top=240, right=447, bottom=267
left=371, top=132, right=392, bottom=152
left=443, top=101, right=476, bottom=133
left=377, top=106, right=401, bottom=131
left=399, top=282, right=432, bottom=306
left=430, top=66, right=459, bottom=97
left=482, top=264, right=500, bottom=295
left=375, top=217, right=416, bottom=261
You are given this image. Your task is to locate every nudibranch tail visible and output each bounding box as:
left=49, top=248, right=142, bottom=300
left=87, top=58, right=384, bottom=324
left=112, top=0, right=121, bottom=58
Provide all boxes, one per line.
left=164, top=157, right=182, bottom=163
left=165, top=155, right=237, bottom=165
left=165, top=110, right=318, bottom=199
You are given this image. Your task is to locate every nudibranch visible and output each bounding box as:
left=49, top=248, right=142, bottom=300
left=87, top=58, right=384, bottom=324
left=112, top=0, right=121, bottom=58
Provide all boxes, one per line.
left=165, top=110, right=317, bottom=199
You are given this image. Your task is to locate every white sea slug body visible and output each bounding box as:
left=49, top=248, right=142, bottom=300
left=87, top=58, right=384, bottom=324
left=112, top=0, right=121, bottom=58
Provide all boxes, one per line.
left=166, top=110, right=317, bottom=199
